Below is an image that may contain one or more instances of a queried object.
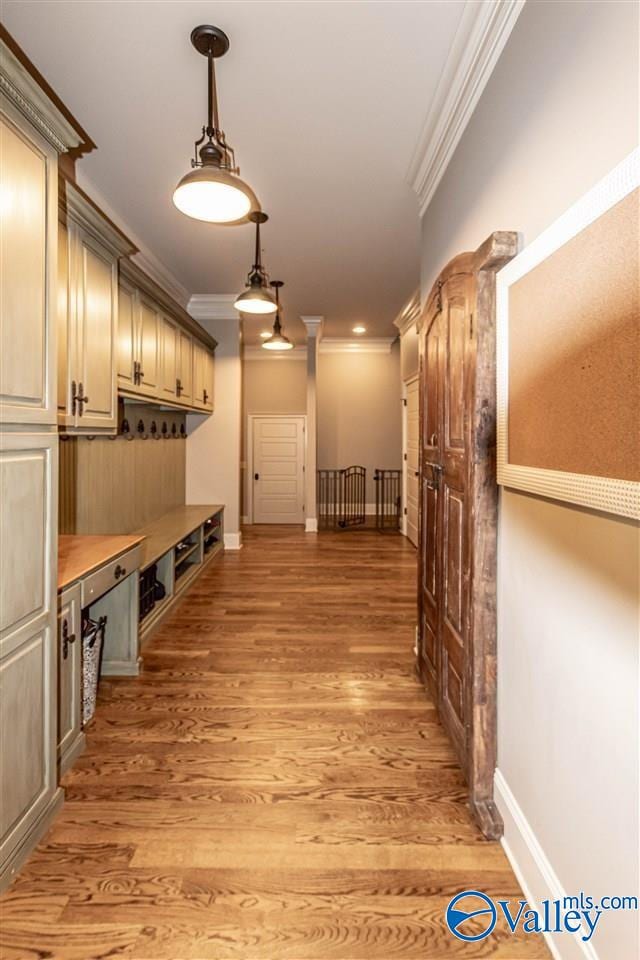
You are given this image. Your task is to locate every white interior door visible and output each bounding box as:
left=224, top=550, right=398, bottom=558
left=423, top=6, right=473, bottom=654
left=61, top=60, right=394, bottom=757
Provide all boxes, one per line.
left=405, top=377, right=419, bottom=547
left=252, top=417, right=305, bottom=524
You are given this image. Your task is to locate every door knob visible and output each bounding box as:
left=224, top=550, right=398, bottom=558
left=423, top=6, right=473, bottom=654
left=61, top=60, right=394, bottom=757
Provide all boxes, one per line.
left=254, top=473, right=259, bottom=481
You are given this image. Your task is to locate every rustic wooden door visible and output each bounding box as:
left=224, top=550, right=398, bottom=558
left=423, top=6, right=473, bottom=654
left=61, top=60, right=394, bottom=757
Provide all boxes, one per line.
left=417, top=233, right=518, bottom=839
left=419, top=272, right=474, bottom=764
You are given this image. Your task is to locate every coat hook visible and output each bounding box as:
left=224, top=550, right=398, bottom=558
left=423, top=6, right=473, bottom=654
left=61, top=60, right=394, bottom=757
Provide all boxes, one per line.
left=150, top=420, right=159, bottom=440
left=122, top=417, right=134, bottom=441
left=161, top=421, right=168, bottom=439
left=171, top=422, right=177, bottom=438
left=180, top=423, right=187, bottom=439
left=137, top=418, right=147, bottom=440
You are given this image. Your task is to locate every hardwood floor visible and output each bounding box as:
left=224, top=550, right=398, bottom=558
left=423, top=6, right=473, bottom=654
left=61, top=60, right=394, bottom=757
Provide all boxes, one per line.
left=0, top=526, right=549, bottom=959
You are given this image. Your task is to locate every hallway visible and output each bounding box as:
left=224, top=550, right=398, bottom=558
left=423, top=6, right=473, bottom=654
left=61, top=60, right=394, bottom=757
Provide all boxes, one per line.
left=0, top=528, right=548, bottom=959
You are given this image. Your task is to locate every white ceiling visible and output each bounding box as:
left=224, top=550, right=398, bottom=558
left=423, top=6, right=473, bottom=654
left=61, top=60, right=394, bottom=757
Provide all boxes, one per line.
left=3, top=0, right=465, bottom=344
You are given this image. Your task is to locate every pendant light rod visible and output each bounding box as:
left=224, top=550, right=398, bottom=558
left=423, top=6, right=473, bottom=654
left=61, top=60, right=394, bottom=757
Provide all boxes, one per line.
left=173, top=24, right=260, bottom=225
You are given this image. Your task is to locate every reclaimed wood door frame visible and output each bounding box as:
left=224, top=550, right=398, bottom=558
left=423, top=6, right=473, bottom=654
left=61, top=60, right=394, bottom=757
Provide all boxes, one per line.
left=417, top=232, right=518, bottom=839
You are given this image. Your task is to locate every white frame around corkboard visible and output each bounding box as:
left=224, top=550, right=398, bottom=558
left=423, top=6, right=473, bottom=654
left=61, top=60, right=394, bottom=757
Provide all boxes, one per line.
left=496, top=149, right=640, bottom=520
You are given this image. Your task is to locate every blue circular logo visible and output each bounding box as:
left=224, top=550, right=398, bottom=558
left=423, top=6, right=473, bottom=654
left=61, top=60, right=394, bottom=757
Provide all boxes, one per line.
left=446, top=890, right=497, bottom=942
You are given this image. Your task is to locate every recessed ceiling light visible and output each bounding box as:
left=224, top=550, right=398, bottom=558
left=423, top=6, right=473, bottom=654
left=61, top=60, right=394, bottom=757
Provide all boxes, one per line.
left=352, top=325, right=366, bottom=334
left=260, top=331, right=271, bottom=339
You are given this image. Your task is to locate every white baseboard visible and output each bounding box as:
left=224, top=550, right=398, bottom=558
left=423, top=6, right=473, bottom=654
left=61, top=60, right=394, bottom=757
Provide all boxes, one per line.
left=305, top=518, right=318, bottom=533
left=223, top=532, right=243, bottom=550
left=495, top=770, right=599, bottom=960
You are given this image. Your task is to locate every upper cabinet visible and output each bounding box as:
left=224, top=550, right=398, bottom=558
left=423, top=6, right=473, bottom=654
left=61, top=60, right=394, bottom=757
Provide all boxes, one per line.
left=0, top=104, right=58, bottom=425
left=118, top=260, right=216, bottom=414
left=58, top=178, right=135, bottom=433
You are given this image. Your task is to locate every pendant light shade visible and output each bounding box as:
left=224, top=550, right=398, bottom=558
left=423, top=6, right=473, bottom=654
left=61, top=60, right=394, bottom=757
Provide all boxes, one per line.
left=234, top=212, right=277, bottom=314
left=262, top=281, right=293, bottom=351
left=173, top=25, right=260, bottom=225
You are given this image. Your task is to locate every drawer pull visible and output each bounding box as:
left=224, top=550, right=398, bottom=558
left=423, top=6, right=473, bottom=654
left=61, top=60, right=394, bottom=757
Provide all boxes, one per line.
left=114, top=564, right=127, bottom=580
left=62, top=619, right=76, bottom=660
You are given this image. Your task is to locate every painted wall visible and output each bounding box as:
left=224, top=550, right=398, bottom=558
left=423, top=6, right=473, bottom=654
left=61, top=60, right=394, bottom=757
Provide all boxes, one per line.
left=400, top=325, right=420, bottom=383
left=186, top=313, right=242, bottom=548
left=419, top=3, right=639, bottom=959
left=318, top=344, right=402, bottom=503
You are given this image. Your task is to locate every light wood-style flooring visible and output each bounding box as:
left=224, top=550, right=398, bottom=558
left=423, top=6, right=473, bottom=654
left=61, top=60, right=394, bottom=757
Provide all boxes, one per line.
left=0, top=526, right=549, bottom=959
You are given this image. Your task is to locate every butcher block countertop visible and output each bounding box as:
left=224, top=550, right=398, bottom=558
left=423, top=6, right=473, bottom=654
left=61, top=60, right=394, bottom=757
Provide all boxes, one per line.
left=134, top=504, right=224, bottom=570
left=58, top=534, right=146, bottom=592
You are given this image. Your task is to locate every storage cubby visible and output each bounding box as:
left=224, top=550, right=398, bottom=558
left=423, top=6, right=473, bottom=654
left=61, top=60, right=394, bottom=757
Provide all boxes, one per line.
left=134, top=505, right=224, bottom=644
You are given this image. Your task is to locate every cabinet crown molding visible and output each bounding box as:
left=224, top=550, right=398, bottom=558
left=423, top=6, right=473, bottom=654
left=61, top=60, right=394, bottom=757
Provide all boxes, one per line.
left=188, top=295, right=238, bottom=322
left=0, top=31, right=91, bottom=155
left=59, top=177, right=136, bottom=259
left=406, top=0, right=524, bottom=217
left=121, top=262, right=218, bottom=353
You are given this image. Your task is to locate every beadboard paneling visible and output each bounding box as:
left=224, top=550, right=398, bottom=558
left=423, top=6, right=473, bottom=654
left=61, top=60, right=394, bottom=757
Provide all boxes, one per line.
left=59, top=405, right=186, bottom=535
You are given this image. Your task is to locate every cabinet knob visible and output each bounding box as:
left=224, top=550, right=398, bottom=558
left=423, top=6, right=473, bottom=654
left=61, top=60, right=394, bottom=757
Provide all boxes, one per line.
left=114, top=564, right=127, bottom=580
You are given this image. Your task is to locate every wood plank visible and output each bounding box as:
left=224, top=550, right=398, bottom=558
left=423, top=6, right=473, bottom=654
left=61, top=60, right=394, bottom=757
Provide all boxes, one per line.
left=0, top=525, right=549, bottom=959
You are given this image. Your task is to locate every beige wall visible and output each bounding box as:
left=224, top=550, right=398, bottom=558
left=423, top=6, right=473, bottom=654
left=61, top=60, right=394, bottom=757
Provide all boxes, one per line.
left=419, top=3, right=638, bottom=958
left=318, top=344, right=402, bottom=502
left=400, top=326, right=420, bottom=383
left=186, top=312, right=242, bottom=547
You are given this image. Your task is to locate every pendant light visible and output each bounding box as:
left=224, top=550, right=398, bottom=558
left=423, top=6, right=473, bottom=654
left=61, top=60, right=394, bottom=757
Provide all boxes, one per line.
left=262, top=281, right=293, bottom=351
left=173, top=25, right=259, bottom=225
left=234, top=212, right=277, bottom=314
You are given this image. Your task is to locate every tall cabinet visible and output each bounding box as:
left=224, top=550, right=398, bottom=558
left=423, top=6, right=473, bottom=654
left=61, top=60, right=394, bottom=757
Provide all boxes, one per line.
left=0, top=37, right=86, bottom=889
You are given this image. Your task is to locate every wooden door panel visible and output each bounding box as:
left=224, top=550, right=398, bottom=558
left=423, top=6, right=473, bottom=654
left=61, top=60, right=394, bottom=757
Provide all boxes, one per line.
left=0, top=112, right=56, bottom=425
left=57, top=584, right=82, bottom=766
left=405, top=378, right=419, bottom=547
left=117, top=281, right=138, bottom=393
left=138, top=299, right=160, bottom=397
left=177, top=331, right=193, bottom=404
left=77, top=233, right=117, bottom=429
left=159, top=316, right=178, bottom=402
left=445, top=297, right=468, bottom=450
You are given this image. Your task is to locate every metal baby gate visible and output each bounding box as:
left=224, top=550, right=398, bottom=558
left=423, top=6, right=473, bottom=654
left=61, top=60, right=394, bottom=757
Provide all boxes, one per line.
left=317, top=466, right=366, bottom=529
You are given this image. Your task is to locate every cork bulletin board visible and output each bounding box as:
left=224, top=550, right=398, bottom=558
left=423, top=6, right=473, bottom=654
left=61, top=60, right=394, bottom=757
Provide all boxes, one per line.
left=496, top=149, right=640, bottom=520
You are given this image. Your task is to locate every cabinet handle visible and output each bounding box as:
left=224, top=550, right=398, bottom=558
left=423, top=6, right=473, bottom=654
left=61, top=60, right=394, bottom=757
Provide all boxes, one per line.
left=114, top=564, right=127, bottom=580
left=176, top=378, right=182, bottom=397
left=62, top=618, right=76, bottom=660
left=71, top=379, right=77, bottom=416
left=429, top=432, right=438, bottom=446
left=203, top=389, right=208, bottom=404
left=76, top=382, right=89, bottom=416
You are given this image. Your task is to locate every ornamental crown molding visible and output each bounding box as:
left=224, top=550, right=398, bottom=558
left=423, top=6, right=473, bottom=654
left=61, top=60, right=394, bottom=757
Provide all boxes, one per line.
left=188, top=294, right=239, bottom=321
left=393, top=290, right=421, bottom=335
left=244, top=345, right=307, bottom=361
left=319, top=337, right=395, bottom=355
left=75, top=171, right=190, bottom=307
left=60, top=177, right=136, bottom=259
left=0, top=35, right=85, bottom=154
left=407, top=0, right=525, bottom=218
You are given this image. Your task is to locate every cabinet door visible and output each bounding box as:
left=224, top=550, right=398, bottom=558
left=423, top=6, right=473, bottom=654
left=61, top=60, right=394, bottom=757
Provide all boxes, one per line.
left=159, top=315, right=178, bottom=402
left=0, top=109, right=57, bottom=425
left=0, top=433, right=58, bottom=874
left=57, top=219, right=77, bottom=429
left=192, top=342, right=205, bottom=410
left=177, top=331, right=193, bottom=405
left=203, top=349, right=214, bottom=411
left=57, top=583, right=82, bottom=773
left=74, top=228, right=118, bottom=431
left=117, top=279, right=139, bottom=394
left=138, top=298, right=160, bottom=397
